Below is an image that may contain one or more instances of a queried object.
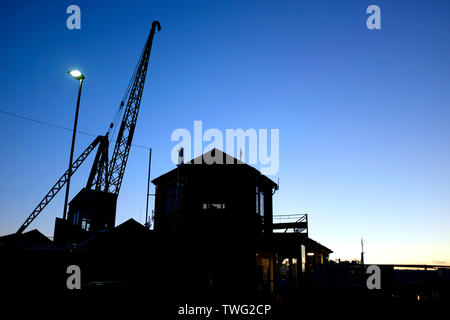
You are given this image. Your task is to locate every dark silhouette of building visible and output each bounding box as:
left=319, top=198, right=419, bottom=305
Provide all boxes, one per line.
left=152, top=148, right=276, bottom=234
left=151, top=148, right=332, bottom=297
left=2, top=148, right=449, bottom=313
left=0, top=149, right=333, bottom=298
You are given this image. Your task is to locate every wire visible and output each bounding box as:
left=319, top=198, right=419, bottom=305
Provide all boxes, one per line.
left=0, top=108, right=150, bottom=150
left=0, top=35, right=152, bottom=152
left=0, top=109, right=95, bottom=137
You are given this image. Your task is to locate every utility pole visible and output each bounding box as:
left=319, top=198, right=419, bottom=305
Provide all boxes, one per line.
left=145, top=148, right=152, bottom=228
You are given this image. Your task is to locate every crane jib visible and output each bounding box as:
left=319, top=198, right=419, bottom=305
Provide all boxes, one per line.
left=105, top=21, right=160, bottom=194
left=127, top=124, right=136, bottom=147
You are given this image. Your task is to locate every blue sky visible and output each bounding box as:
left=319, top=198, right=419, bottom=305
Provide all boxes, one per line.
left=0, top=0, right=449, bottom=264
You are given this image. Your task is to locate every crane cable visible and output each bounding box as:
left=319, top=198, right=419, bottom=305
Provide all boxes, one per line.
left=108, top=39, right=147, bottom=145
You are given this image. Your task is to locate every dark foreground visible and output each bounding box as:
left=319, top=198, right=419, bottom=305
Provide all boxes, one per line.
left=1, top=233, right=449, bottom=318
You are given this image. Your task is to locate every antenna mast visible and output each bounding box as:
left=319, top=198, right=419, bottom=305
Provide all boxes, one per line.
left=361, top=238, right=365, bottom=266
left=145, top=148, right=152, bottom=228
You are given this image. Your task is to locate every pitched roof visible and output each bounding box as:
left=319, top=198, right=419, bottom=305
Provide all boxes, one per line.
left=0, top=229, right=53, bottom=248
left=152, top=148, right=277, bottom=187
left=185, top=148, right=245, bottom=165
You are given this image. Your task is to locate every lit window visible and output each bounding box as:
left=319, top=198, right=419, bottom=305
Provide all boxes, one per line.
left=256, top=186, right=264, bottom=222
left=260, top=191, right=264, bottom=218
left=81, top=218, right=91, bottom=231
left=211, top=203, right=225, bottom=209
left=202, top=203, right=226, bottom=210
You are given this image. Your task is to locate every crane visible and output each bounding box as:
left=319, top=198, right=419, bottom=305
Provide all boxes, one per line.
left=16, top=135, right=108, bottom=234
left=17, top=21, right=161, bottom=236
left=93, top=20, right=161, bottom=195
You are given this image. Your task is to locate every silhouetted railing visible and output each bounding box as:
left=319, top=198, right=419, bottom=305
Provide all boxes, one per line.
left=272, top=214, right=308, bottom=235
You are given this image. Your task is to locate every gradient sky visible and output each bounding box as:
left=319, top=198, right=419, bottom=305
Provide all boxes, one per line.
left=0, top=0, right=449, bottom=265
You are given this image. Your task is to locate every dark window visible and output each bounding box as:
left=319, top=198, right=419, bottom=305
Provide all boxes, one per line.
left=165, top=187, right=175, bottom=214
left=73, top=211, right=79, bottom=225
left=256, top=186, right=259, bottom=214
left=165, top=185, right=182, bottom=214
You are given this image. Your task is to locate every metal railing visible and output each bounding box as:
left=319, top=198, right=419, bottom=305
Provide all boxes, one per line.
left=272, top=214, right=308, bottom=234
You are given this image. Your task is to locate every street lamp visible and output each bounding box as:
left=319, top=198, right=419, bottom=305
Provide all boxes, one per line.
left=63, top=69, right=85, bottom=220
left=68, top=69, right=85, bottom=80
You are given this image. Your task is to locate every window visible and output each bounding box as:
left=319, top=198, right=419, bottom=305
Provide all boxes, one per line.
left=202, top=203, right=226, bottom=210
left=256, top=186, right=265, bottom=223
left=81, top=218, right=91, bottom=231
left=260, top=191, right=264, bottom=218
left=256, top=253, right=271, bottom=292
left=165, top=186, right=175, bottom=214
left=301, top=245, right=306, bottom=273
left=165, top=185, right=182, bottom=214
left=211, top=203, right=225, bottom=210
left=256, top=186, right=259, bottom=214
left=73, top=211, right=79, bottom=225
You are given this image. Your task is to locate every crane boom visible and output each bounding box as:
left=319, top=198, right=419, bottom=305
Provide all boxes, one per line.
left=17, top=135, right=106, bottom=234
left=106, top=20, right=161, bottom=194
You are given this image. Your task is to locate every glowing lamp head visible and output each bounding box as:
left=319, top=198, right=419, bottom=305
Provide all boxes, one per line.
left=68, top=69, right=85, bottom=80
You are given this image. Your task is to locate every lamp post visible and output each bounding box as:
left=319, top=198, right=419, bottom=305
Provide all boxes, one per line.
left=63, top=69, right=85, bottom=220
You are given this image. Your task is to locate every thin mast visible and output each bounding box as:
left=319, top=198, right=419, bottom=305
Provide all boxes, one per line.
left=145, top=148, right=152, bottom=228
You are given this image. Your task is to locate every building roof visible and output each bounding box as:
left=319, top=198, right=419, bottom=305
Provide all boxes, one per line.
left=152, top=148, right=277, bottom=188
left=0, top=229, right=53, bottom=248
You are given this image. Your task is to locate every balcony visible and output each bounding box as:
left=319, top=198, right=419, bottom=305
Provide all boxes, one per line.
left=272, top=214, right=308, bottom=235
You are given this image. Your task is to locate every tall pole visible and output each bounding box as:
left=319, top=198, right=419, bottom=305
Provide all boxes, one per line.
left=361, top=238, right=365, bottom=266
left=63, top=78, right=83, bottom=220
left=145, top=148, right=152, bottom=228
